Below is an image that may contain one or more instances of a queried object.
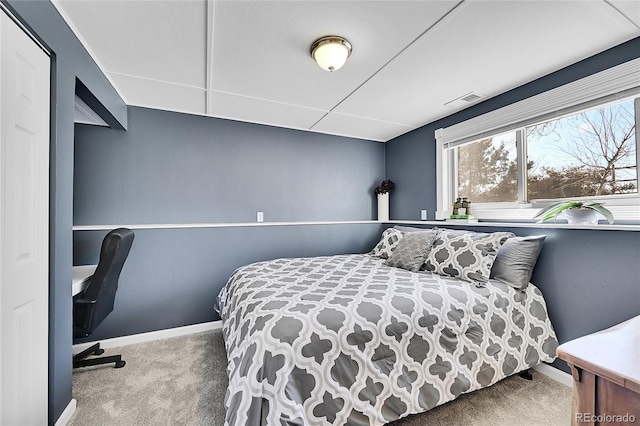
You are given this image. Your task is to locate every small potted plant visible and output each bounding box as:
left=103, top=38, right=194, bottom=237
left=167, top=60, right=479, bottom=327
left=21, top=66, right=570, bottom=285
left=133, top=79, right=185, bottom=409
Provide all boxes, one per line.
left=533, top=200, right=614, bottom=225
left=374, top=179, right=395, bottom=221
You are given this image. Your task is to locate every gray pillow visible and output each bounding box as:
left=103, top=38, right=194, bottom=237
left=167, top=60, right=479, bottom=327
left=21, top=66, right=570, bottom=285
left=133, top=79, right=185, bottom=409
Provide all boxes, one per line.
left=490, top=235, right=546, bottom=289
left=369, top=228, right=403, bottom=259
left=385, top=230, right=439, bottom=272
left=425, top=231, right=515, bottom=283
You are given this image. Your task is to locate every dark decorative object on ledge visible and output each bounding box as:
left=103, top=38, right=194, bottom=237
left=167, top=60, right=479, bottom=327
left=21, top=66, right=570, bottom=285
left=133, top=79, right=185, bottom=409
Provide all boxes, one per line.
left=374, top=179, right=395, bottom=195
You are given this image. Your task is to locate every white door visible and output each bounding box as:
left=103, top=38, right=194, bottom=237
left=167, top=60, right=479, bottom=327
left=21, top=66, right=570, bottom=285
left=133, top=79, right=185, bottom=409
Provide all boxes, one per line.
left=0, top=9, right=51, bottom=426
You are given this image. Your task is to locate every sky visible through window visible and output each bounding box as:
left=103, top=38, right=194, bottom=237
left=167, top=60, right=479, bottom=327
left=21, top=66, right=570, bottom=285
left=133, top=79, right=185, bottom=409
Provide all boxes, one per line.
left=457, top=98, right=637, bottom=202
left=528, top=99, right=636, bottom=175
left=527, top=99, right=637, bottom=197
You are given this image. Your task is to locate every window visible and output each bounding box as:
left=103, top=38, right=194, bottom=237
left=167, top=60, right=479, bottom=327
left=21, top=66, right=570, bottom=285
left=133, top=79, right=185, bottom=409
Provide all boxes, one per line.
left=526, top=99, right=637, bottom=200
left=454, top=98, right=637, bottom=203
left=456, top=131, right=518, bottom=203
left=435, top=58, right=640, bottom=222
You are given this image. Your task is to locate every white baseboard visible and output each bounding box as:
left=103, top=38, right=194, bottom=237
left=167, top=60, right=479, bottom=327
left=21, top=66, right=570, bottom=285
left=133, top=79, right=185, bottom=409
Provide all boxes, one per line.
left=54, top=398, right=77, bottom=426
left=73, top=320, right=222, bottom=354
left=533, top=363, right=573, bottom=388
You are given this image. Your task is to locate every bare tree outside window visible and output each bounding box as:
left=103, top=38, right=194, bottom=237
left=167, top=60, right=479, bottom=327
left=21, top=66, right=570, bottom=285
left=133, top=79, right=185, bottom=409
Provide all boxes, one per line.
left=527, top=99, right=636, bottom=199
left=455, top=98, right=637, bottom=205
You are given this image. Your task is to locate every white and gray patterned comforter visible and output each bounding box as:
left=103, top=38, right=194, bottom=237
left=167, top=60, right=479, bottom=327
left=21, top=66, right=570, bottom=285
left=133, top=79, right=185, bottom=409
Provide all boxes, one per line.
left=215, top=254, right=558, bottom=425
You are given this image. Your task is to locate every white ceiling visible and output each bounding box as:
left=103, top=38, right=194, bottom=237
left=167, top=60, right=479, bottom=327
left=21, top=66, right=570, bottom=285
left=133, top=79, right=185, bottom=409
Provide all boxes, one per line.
left=54, top=0, right=640, bottom=142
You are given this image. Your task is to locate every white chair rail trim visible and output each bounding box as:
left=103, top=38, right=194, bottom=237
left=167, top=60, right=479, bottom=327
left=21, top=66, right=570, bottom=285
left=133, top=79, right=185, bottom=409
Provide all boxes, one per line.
left=72, top=221, right=382, bottom=231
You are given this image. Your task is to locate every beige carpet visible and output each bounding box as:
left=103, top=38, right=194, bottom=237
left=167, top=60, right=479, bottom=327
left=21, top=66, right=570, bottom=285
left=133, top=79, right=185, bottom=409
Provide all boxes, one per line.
left=69, top=330, right=572, bottom=426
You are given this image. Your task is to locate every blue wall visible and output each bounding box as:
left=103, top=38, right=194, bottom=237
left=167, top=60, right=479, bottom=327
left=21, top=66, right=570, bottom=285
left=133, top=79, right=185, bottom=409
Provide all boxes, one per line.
left=3, top=1, right=127, bottom=423
left=74, top=107, right=384, bottom=225
left=73, top=106, right=387, bottom=339
left=73, top=224, right=384, bottom=341
left=385, top=38, right=640, bottom=372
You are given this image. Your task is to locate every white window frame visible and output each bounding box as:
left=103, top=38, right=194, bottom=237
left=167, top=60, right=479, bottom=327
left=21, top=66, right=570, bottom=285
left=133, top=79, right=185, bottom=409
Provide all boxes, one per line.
left=436, top=58, right=640, bottom=222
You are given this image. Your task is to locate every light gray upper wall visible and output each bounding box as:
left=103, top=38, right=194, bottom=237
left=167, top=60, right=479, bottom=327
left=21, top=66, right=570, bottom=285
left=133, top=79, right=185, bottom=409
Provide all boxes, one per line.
left=3, top=1, right=127, bottom=424
left=74, top=107, right=385, bottom=225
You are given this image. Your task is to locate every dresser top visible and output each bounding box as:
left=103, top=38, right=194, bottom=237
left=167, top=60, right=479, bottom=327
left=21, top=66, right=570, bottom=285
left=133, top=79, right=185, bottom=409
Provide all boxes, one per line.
left=557, top=316, right=640, bottom=392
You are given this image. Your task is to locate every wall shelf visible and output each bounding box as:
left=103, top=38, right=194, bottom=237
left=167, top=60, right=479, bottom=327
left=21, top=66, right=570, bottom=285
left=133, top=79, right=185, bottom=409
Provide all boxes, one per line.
left=72, top=219, right=640, bottom=232
left=391, top=220, right=640, bottom=232
left=72, top=220, right=384, bottom=231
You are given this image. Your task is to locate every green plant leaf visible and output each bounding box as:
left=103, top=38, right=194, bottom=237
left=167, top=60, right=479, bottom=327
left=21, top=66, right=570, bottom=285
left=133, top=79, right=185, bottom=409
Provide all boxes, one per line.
left=533, top=200, right=614, bottom=224
left=586, top=203, right=614, bottom=224
left=533, top=201, right=582, bottom=222
left=541, top=205, right=573, bottom=223
left=565, top=201, right=585, bottom=209
left=532, top=201, right=564, bottom=221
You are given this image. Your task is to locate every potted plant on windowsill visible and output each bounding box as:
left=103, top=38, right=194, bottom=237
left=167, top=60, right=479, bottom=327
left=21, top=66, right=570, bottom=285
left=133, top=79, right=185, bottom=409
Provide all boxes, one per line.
left=533, top=201, right=614, bottom=225
left=374, top=179, right=395, bottom=221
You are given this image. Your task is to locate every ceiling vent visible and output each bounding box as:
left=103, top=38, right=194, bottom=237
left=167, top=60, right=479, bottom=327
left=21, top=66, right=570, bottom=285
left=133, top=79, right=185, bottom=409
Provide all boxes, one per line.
left=444, top=92, right=484, bottom=109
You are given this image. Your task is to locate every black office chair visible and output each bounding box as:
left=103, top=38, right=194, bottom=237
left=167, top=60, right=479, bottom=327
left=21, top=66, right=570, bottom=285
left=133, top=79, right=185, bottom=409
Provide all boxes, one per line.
left=73, top=228, right=135, bottom=369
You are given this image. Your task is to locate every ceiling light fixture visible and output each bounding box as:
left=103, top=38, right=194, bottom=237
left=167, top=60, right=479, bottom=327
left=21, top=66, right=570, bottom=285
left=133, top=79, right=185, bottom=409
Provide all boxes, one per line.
left=310, top=36, right=352, bottom=72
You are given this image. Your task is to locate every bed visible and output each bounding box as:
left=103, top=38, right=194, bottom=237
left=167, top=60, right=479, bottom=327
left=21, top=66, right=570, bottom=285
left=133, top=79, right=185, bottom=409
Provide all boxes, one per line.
left=215, top=228, right=558, bottom=425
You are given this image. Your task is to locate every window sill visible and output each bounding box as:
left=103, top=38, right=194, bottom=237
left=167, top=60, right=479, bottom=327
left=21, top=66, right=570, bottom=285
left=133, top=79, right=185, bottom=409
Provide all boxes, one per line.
left=390, top=220, right=640, bottom=232
left=437, top=205, right=639, bottom=222
left=72, top=220, right=383, bottom=231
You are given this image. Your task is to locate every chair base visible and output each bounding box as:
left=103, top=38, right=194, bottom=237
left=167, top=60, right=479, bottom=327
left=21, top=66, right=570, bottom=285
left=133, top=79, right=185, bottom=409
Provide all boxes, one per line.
left=73, top=343, right=125, bottom=369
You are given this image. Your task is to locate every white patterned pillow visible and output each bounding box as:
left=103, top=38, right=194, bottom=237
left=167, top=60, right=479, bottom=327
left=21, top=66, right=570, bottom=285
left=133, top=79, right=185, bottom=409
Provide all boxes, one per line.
left=369, top=228, right=403, bottom=259
left=385, top=230, right=439, bottom=272
left=424, top=231, right=515, bottom=283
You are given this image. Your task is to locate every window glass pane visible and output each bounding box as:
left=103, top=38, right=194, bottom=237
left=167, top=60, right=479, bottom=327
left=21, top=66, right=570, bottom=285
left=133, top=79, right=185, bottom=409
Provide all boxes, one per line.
left=456, top=132, right=518, bottom=203
left=527, top=99, right=637, bottom=200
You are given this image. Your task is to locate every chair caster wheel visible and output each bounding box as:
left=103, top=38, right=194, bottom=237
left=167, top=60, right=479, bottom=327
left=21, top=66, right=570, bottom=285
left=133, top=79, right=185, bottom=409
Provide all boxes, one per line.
left=94, top=349, right=105, bottom=355
left=115, top=360, right=126, bottom=368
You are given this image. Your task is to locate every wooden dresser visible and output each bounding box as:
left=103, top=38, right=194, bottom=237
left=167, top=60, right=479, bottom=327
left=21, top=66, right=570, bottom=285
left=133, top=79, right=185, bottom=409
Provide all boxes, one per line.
left=557, top=316, right=639, bottom=425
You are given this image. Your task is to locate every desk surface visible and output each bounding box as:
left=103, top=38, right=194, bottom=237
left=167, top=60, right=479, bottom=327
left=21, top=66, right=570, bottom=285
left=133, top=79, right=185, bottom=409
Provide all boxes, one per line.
left=72, top=265, right=97, bottom=296
left=557, top=315, right=640, bottom=392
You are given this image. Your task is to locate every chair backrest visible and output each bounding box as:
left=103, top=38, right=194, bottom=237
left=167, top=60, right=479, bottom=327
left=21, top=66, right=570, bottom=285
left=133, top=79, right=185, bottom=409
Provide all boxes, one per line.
left=73, top=228, right=135, bottom=338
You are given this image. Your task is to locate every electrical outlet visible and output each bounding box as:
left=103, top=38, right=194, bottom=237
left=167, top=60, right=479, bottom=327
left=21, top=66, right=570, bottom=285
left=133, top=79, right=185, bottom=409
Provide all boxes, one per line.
left=257, top=211, right=264, bottom=222
left=421, top=209, right=427, bottom=220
